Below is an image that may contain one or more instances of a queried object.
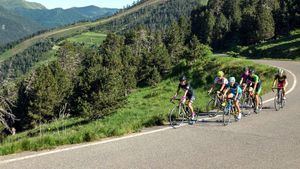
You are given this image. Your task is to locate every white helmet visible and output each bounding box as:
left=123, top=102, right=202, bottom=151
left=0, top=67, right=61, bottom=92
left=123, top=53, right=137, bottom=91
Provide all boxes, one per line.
left=229, top=77, right=236, bottom=83
left=278, top=69, right=284, bottom=76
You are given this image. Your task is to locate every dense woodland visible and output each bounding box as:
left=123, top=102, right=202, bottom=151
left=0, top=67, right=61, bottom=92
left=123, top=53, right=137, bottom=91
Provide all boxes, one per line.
left=0, top=0, right=299, bottom=136
left=191, top=0, right=300, bottom=49
left=92, top=0, right=208, bottom=33
left=7, top=21, right=211, bottom=132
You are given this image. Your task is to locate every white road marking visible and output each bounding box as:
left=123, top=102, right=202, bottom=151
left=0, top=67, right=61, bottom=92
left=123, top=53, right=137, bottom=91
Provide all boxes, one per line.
left=0, top=64, right=297, bottom=165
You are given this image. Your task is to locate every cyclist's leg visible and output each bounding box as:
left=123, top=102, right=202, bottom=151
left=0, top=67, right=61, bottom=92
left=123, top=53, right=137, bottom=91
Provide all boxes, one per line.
left=255, top=86, right=262, bottom=109
left=235, top=93, right=242, bottom=114
left=187, top=96, right=195, bottom=118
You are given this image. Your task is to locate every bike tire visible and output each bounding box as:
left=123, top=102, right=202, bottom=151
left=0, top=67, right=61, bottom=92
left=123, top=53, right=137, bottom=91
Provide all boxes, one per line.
left=206, top=99, right=221, bottom=117
left=223, top=106, right=231, bottom=126
left=274, top=94, right=280, bottom=111
left=169, top=106, right=186, bottom=127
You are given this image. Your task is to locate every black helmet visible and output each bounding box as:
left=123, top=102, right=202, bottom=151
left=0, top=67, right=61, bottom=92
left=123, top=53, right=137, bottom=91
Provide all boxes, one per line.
left=179, top=76, right=187, bottom=81
left=249, top=69, right=255, bottom=74
left=244, top=67, right=250, bottom=72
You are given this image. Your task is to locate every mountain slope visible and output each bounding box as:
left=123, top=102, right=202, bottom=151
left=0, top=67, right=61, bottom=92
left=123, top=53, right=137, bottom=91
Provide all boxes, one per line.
left=96, top=0, right=208, bottom=32
left=0, top=0, right=164, bottom=58
left=0, top=6, right=42, bottom=44
left=0, top=0, right=46, bottom=9
left=14, top=6, right=118, bottom=28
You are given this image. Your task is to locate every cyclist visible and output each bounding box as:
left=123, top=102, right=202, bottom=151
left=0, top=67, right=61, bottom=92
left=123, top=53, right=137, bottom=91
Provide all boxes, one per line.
left=172, top=76, right=196, bottom=120
left=272, top=69, right=287, bottom=100
left=240, top=67, right=251, bottom=92
left=208, top=71, right=228, bottom=94
left=223, top=77, right=243, bottom=121
left=248, top=69, right=262, bottom=113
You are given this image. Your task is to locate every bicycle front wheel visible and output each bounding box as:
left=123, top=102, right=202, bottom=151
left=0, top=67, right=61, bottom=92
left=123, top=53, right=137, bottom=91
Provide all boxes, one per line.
left=206, top=99, right=221, bottom=117
left=274, top=94, right=280, bottom=111
left=223, top=108, right=231, bottom=126
left=169, top=106, right=186, bottom=127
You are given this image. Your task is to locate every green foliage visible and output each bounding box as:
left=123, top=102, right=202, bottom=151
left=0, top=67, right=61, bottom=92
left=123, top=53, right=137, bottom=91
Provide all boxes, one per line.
left=191, top=0, right=299, bottom=49
left=15, top=61, right=72, bottom=129
left=93, top=0, right=207, bottom=33
left=0, top=56, right=276, bottom=156
left=240, top=29, right=300, bottom=59
left=184, top=35, right=212, bottom=64
left=67, top=32, right=107, bottom=47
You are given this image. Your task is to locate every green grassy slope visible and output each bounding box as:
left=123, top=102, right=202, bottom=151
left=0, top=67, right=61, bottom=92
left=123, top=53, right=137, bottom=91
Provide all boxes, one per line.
left=0, top=0, right=164, bottom=62
left=0, top=56, right=276, bottom=156
left=240, top=29, right=300, bottom=60
left=67, top=32, right=107, bottom=46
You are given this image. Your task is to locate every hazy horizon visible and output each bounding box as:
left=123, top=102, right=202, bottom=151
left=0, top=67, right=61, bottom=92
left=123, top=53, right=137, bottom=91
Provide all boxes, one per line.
left=26, top=0, right=137, bottom=9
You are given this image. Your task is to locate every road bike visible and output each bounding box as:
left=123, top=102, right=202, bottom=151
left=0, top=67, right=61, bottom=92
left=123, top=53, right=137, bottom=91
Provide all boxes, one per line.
left=241, top=89, right=263, bottom=114
left=272, top=87, right=286, bottom=111
left=206, top=91, right=225, bottom=117
left=223, top=99, right=240, bottom=126
left=169, top=98, right=196, bottom=128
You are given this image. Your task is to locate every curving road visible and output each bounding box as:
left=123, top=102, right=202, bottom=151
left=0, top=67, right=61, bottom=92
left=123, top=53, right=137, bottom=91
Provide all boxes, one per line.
left=0, top=60, right=300, bottom=169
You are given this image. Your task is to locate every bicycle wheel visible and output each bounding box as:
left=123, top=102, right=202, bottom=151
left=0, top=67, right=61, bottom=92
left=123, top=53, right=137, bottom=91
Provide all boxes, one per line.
left=279, top=90, right=285, bottom=108
left=206, top=99, right=221, bottom=117
left=223, top=105, right=231, bottom=126
left=253, top=96, right=263, bottom=114
left=169, top=106, right=186, bottom=127
left=258, top=96, right=263, bottom=111
left=274, top=93, right=280, bottom=111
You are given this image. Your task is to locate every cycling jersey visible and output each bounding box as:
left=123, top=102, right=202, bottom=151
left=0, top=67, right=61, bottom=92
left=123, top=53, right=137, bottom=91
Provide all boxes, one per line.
left=249, top=74, right=262, bottom=95
left=214, top=77, right=228, bottom=85
left=226, top=82, right=243, bottom=95
left=274, top=74, right=287, bottom=83
left=249, top=74, right=261, bottom=85
left=177, top=83, right=195, bottom=99
left=241, top=73, right=251, bottom=84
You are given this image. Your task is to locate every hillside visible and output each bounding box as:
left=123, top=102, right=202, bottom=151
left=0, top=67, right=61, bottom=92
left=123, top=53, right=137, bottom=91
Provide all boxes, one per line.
left=0, top=1, right=117, bottom=45
left=0, top=6, right=42, bottom=44
left=0, top=0, right=46, bottom=9
left=95, top=0, right=208, bottom=32
left=0, top=0, right=289, bottom=156
left=0, top=0, right=164, bottom=60
left=14, top=6, right=118, bottom=28
left=240, top=29, right=300, bottom=60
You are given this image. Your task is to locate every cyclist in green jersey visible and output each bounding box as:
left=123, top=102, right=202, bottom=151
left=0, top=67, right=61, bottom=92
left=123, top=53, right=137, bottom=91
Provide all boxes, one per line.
left=249, top=70, right=262, bottom=112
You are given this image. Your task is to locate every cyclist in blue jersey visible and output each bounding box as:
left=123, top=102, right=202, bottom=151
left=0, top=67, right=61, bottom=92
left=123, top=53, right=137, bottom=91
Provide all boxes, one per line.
left=223, top=77, right=243, bottom=121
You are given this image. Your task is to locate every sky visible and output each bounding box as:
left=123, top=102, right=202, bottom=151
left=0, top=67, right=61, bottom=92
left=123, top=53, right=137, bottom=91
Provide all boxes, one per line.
left=26, top=0, right=137, bottom=9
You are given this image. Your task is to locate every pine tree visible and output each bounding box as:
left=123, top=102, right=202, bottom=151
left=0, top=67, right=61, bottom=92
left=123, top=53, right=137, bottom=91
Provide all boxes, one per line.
left=256, top=0, right=275, bottom=40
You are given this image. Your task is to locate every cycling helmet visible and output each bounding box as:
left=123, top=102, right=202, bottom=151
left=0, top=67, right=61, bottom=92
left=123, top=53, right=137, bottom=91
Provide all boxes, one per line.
left=217, top=71, right=224, bottom=78
left=229, top=77, right=236, bottom=83
left=278, top=69, right=284, bottom=76
left=249, top=69, right=255, bottom=74
left=179, top=76, right=187, bottom=81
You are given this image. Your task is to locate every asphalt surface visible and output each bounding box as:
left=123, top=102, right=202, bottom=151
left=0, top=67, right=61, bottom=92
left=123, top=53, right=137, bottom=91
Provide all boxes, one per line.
left=0, top=60, right=299, bottom=169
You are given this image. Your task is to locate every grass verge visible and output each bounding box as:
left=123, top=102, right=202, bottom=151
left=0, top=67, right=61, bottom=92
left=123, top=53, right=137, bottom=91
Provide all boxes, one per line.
left=0, top=56, right=276, bottom=156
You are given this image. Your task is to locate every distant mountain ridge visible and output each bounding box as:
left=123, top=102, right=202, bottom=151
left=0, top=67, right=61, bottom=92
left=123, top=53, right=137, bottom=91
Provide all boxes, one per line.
left=14, top=6, right=118, bottom=28
left=0, top=0, right=46, bottom=9
left=0, top=6, right=42, bottom=44
left=0, top=1, right=118, bottom=45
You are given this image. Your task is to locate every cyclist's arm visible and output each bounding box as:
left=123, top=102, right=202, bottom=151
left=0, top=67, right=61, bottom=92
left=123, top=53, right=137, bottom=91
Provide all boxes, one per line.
left=239, top=78, right=244, bottom=85
left=272, top=78, right=277, bottom=88
left=209, top=84, right=215, bottom=93
left=253, top=82, right=258, bottom=93
left=220, top=83, right=226, bottom=92
left=284, top=79, right=288, bottom=88
left=223, top=88, right=229, bottom=96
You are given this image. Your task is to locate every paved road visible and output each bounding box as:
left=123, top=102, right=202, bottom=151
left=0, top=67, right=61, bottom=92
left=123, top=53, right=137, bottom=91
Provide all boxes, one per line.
left=1, top=60, right=300, bottom=169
